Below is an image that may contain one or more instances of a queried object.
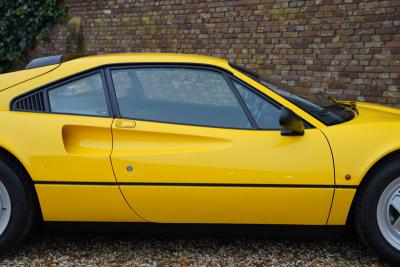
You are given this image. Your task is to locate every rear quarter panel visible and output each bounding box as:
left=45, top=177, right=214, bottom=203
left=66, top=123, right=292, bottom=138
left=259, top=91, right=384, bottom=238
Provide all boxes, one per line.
left=0, top=65, right=59, bottom=91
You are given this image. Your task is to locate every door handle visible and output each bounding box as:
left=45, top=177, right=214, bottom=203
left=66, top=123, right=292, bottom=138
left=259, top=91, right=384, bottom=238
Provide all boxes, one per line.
left=115, top=119, right=136, bottom=128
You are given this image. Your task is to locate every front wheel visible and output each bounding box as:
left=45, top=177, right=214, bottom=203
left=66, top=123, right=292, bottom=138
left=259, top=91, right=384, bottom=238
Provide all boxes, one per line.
left=0, top=160, right=35, bottom=255
left=355, top=158, right=400, bottom=264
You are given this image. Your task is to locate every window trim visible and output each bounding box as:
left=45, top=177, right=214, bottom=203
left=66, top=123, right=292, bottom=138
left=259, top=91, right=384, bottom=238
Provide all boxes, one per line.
left=10, top=62, right=314, bottom=130
left=228, top=75, right=314, bottom=130
left=224, top=74, right=258, bottom=129
left=106, top=64, right=258, bottom=130
left=11, top=69, right=114, bottom=118
left=230, top=62, right=345, bottom=127
left=227, top=76, right=283, bottom=130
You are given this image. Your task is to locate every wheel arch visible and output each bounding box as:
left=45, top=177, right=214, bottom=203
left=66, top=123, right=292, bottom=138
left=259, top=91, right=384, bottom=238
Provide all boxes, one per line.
left=347, top=148, right=400, bottom=225
left=0, top=146, right=43, bottom=222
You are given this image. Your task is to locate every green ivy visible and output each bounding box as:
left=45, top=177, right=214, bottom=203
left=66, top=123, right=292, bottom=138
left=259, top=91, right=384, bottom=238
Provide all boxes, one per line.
left=0, top=0, right=67, bottom=73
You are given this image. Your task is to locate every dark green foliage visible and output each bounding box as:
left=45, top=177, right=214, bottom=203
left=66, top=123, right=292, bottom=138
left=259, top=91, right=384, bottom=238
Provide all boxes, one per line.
left=0, top=0, right=66, bottom=73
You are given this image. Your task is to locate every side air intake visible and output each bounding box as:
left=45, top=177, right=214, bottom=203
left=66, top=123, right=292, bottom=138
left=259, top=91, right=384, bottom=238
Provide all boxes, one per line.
left=12, top=92, right=46, bottom=112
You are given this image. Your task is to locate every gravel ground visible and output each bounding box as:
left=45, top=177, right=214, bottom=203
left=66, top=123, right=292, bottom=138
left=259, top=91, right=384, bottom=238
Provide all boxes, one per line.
left=0, top=229, right=392, bottom=267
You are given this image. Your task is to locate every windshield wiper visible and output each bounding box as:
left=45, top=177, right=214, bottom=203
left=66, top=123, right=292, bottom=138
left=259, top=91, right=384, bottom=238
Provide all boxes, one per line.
left=328, top=97, right=357, bottom=111
left=341, top=102, right=357, bottom=111
left=318, top=103, right=340, bottom=115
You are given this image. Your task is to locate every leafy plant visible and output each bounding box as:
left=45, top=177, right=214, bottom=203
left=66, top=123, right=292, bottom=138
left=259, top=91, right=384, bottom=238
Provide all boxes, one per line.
left=0, top=0, right=67, bottom=73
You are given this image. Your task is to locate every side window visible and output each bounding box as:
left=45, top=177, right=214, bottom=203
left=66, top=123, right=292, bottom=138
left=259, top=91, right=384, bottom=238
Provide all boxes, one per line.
left=48, top=73, right=109, bottom=116
left=111, top=67, right=251, bottom=128
left=233, top=81, right=281, bottom=129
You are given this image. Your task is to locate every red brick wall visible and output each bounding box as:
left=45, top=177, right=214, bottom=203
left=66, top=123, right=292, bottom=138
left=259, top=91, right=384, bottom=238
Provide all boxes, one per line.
left=33, top=0, right=400, bottom=105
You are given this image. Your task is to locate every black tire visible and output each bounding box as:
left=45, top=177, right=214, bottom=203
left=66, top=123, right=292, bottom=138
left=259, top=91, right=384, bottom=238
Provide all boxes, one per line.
left=354, top=157, right=400, bottom=265
left=0, top=160, right=36, bottom=255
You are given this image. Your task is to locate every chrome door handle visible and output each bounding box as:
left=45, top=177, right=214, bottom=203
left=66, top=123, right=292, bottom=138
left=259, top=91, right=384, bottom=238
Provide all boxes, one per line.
left=115, top=119, right=136, bottom=128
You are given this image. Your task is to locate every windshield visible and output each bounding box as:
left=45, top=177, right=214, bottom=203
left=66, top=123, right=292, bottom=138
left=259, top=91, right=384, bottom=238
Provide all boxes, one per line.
left=230, top=63, right=355, bottom=126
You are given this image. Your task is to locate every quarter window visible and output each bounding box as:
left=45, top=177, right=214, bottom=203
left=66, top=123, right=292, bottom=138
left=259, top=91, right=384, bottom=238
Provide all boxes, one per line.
left=233, top=81, right=281, bottom=129
left=48, top=73, right=109, bottom=116
left=111, top=68, right=251, bottom=128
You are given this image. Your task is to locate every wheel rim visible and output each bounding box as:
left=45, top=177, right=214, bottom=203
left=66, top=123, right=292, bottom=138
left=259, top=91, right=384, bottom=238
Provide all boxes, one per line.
left=0, top=181, right=11, bottom=235
left=377, top=176, right=400, bottom=250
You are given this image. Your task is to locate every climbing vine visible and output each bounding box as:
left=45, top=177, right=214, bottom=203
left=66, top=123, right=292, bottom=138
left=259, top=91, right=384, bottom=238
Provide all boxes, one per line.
left=0, top=0, right=67, bottom=73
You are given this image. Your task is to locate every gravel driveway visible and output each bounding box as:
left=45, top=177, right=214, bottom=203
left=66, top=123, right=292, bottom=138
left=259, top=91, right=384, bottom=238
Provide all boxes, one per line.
left=0, top=227, right=391, bottom=267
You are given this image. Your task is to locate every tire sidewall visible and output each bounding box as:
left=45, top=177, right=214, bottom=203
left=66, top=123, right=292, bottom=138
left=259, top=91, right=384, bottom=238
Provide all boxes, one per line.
left=358, top=161, right=400, bottom=264
left=0, top=161, right=30, bottom=254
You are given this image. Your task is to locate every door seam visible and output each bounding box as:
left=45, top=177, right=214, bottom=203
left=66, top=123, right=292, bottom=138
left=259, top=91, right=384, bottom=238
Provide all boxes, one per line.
left=319, top=128, right=337, bottom=225
left=109, top=118, right=149, bottom=222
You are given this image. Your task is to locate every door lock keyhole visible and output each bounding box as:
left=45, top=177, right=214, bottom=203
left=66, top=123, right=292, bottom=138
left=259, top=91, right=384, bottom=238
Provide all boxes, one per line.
left=126, top=165, right=133, bottom=172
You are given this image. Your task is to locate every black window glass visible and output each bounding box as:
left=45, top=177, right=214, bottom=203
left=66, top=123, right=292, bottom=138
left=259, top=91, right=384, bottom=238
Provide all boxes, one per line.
left=111, top=68, right=251, bottom=128
left=233, top=81, right=281, bottom=129
left=48, top=73, right=109, bottom=116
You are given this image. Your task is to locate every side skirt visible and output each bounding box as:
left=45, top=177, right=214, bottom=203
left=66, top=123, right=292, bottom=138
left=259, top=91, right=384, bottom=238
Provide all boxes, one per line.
left=43, top=222, right=350, bottom=239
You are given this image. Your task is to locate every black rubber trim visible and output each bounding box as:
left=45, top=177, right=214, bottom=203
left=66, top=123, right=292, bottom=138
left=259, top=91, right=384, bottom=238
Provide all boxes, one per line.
left=223, top=73, right=258, bottom=129
left=44, top=222, right=347, bottom=238
left=33, top=181, right=357, bottom=189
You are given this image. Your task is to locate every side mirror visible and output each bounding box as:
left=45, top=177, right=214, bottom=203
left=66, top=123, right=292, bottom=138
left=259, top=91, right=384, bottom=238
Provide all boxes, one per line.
left=279, top=107, right=304, bottom=136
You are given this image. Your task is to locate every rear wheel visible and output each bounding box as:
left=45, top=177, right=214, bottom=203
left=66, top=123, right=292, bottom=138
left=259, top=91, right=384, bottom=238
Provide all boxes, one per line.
left=355, top=158, right=400, bottom=264
left=0, top=181, right=11, bottom=236
left=0, top=160, right=35, bottom=255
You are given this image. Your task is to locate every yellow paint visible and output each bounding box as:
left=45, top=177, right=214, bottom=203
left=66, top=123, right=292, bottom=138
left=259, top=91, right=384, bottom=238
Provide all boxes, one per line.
left=0, top=65, right=59, bottom=91
left=35, top=184, right=144, bottom=222
left=327, top=189, right=356, bottom=225
left=120, top=186, right=333, bottom=224
left=112, top=120, right=334, bottom=224
left=0, top=112, right=116, bottom=182
left=62, top=125, right=113, bottom=154
left=0, top=53, right=398, bottom=225
left=112, top=121, right=333, bottom=185
left=321, top=102, right=400, bottom=186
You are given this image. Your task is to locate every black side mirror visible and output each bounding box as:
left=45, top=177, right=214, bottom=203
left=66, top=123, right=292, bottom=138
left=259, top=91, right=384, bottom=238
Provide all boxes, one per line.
left=279, top=107, right=304, bottom=136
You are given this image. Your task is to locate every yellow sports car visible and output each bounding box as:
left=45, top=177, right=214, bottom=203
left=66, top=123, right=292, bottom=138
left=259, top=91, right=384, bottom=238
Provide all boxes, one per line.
left=0, top=53, right=399, bottom=263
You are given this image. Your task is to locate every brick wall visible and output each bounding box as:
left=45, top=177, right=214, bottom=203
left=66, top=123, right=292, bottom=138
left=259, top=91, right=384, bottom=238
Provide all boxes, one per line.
left=32, top=0, right=400, bottom=105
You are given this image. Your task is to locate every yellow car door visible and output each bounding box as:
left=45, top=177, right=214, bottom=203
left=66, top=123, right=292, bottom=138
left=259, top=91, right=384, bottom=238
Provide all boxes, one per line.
left=109, top=66, right=334, bottom=224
